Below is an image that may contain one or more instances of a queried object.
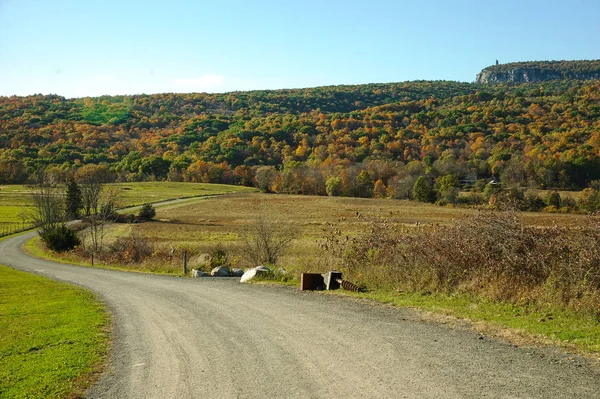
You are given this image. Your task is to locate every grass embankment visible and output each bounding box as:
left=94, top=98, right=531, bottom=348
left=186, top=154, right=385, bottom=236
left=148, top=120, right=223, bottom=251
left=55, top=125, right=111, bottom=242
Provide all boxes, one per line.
left=0, top=264, right=110, bottom=398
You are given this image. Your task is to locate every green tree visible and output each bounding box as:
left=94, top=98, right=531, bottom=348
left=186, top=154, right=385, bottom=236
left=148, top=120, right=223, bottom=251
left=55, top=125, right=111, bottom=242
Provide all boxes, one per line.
left=65, top=179, right=82, bottom=219
left=138, top=203, right=156, bottom=221
left=436, top=175, right=460, bottom=203
left=578, top=188, right=599, bottom=213
left=326, top=176, right=342, bottom=196
left=412, top=176, right=435, bottom=203
left=355, top=170, right=373, bottom=198
left=545, top=191, right=561, bottom=208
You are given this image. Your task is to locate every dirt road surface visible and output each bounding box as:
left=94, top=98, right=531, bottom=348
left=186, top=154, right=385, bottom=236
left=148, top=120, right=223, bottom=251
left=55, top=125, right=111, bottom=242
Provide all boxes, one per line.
left=2, top=232, right=599, bottom=398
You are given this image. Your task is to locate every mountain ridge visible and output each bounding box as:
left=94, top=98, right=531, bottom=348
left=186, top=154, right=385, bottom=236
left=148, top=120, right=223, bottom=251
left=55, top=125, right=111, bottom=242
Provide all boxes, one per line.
left=476, top=60, right=600, bottom=84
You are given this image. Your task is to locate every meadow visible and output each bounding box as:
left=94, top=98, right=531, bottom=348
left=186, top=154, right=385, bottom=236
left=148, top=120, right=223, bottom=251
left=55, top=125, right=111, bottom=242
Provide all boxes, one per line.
left=0, top=185, right=35, bottom=232
left=38, top=191, right=589, bottom=275
left=0, top=182, right=256, bottom=229
left=0, top=262, right=109, bottom=398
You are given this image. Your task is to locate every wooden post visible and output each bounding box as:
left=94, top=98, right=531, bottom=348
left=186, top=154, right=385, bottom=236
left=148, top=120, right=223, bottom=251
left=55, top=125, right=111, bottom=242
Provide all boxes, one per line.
left=91, top=252, right=94, bottom=266
left=183, top=251, right=188, bottom=275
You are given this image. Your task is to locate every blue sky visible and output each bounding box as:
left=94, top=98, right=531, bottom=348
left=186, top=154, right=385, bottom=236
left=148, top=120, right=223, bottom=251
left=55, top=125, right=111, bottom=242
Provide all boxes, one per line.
left=1, top=0, right=599, bottom=98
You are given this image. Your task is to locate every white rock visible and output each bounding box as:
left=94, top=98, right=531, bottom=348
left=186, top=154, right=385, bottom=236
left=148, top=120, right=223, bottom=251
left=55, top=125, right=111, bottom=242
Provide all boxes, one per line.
left=240, top=266, right=271, bottom=283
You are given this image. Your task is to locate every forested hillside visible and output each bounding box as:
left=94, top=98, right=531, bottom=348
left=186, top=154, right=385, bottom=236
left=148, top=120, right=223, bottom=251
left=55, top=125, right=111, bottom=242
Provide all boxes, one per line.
left=1, top=78, right=600, bottom=200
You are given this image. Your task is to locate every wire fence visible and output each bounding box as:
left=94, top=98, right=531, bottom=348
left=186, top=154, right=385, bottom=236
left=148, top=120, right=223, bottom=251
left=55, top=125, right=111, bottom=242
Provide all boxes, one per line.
left=0, top=222, right=36, bottom=238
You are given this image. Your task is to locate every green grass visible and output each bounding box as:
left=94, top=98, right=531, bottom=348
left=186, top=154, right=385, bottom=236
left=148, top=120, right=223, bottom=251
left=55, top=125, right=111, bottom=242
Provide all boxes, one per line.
left=112, top=182, right=256, bottom=208
left=0, top=265, right=110, bottom=399
left=0, top=185, right=34, bottom=228
left=0, top=182, right=257, bottom=226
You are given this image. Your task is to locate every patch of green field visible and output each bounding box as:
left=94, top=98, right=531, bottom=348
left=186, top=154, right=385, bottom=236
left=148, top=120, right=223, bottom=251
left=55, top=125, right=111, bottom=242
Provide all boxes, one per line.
left=111, top=182, right=256, bottom=208
left=0, top=182, right=257, bottom=225
left=0, top=185, right=32, bottom=206
left=0, top=206, right=33, bottom=224
left=0, top=265, right=110, bottom=399
left=0, top=185, right=34, bottom=227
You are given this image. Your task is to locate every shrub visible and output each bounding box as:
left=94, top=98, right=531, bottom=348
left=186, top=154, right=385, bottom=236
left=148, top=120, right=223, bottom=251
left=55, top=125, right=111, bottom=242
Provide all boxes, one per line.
left=115, top=213, right=136, bottom=223
left=322, top=211, right=600, bottom=318
left=39, top=224, right=80, bottom=252
left=210, top=246, right=228, bottom=268
left=138, top=203, right=156, bottom=221
left=240, top=211, right=299, bottom=266
left=456, top=192, right=484, bottom=205
left=105, top=233, right=153, bottom=263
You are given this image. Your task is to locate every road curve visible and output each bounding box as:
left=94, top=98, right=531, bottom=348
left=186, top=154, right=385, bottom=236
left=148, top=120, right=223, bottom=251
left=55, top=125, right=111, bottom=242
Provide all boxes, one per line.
left=2, top=232, right=599, bottom=399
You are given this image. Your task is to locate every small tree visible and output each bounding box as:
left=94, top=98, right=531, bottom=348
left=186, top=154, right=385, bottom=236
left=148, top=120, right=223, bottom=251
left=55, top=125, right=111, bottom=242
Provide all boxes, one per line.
left=255, top=166, right=278, bottom=193
left=546, top=191, right=561, bottom=208
left=373, top=179, right=387, bottom=198
left=240, top=209, right=299, bottom=265
left=29, top=175, right=79, bottom=252
left=84, top=186, right=120, bottom=253
left=412, top=176, right=435, bottom=203
left=138, top=203, right=156, bottom=221
left=325, top=176, right=342, bottom=196
left=578, top=188, right=599, bottom=213
left=436, top=175, right=460, bottom=204
left=65, top=178, right=82, bottom=219
left=355, top=170, right=374, bottom=198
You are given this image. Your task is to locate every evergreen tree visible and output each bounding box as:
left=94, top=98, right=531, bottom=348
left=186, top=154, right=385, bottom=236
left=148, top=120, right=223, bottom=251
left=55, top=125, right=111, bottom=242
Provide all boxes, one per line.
left=65, top=179, right=82, bottom=219
left=412, top=176, right=435, bottom=203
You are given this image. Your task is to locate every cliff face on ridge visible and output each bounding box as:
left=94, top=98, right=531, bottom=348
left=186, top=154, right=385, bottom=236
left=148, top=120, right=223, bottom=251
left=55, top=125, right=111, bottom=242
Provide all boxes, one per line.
left=476, top=60, right=600, bottom=84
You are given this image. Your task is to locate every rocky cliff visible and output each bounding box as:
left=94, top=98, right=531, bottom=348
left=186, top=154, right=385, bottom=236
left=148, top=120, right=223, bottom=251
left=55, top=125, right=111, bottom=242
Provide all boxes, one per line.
left=476, top=60, right=600, bottom=84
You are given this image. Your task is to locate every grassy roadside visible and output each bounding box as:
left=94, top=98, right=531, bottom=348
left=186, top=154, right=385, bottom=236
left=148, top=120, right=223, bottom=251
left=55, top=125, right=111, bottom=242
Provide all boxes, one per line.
left=0, top=264, right=110, bottom=398
left=23, top=236, right=183, bottom=276
left=354, top=290, right=600, bottom=356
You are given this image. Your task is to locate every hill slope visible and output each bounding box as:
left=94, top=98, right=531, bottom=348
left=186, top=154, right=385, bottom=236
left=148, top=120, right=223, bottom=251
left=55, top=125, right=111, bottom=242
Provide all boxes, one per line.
left=1, top=79, right=600, bottom=194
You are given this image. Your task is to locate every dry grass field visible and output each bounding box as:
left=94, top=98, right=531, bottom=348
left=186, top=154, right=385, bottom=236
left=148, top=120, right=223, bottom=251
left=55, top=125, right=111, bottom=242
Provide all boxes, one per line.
left=92, top=192, right=588, bottom=275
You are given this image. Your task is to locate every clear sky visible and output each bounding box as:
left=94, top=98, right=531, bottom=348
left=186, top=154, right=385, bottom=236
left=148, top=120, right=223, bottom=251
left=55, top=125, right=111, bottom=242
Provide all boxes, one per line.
left=1, top=0, right=599, bottom=98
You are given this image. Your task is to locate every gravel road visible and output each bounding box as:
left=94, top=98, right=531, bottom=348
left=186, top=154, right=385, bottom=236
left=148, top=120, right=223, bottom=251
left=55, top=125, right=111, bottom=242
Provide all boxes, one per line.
left=2, top=232, right=599, bottom=398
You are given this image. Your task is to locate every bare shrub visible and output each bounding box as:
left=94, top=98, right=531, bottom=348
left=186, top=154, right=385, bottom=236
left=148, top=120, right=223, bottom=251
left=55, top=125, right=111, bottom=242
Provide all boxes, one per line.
left=103, top=233, right=154, bottom=264
left=322, top=211, right=600, bottom=318
left=239, top=210, right=299, bottom=266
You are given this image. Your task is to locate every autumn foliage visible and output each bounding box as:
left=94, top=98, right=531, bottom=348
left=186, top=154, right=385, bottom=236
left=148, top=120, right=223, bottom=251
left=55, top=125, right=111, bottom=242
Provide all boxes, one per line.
left=2, top=79, right=600, bottom=199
